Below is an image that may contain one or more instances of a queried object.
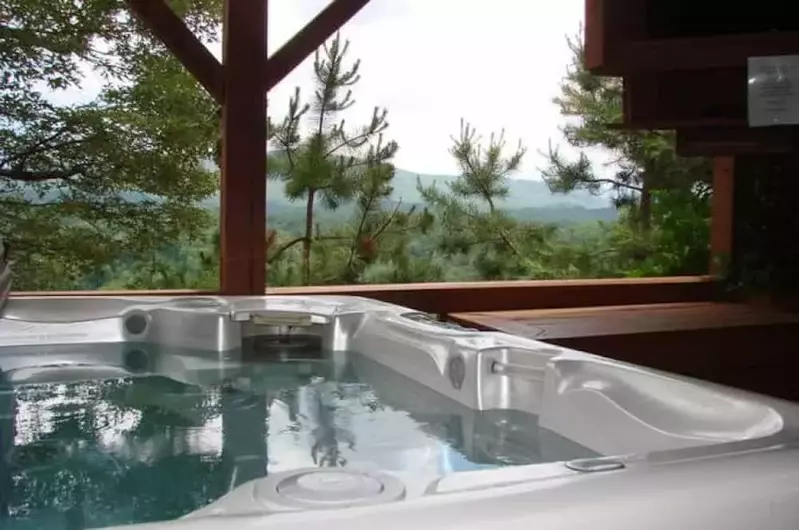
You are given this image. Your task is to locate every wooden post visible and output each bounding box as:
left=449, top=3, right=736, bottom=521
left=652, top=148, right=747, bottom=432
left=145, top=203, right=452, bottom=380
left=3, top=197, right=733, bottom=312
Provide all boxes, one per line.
left=126, top=0, right=372, bottom=294
left=220, top=0, right=268, bottom=294
left=584, top=0, right=647, bottom=74
left=710, top=156, right=735, bottom=275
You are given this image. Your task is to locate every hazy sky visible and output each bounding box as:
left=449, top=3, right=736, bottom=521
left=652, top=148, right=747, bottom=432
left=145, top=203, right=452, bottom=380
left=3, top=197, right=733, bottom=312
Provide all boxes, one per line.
left=261, top=0, right=587, bottom=176
left=51, top=0, right=598, bottom=179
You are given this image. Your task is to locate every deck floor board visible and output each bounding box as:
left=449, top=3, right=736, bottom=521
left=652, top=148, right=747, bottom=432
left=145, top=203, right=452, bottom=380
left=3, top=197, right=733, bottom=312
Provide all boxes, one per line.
left=449, top=302, right=799, bottom=340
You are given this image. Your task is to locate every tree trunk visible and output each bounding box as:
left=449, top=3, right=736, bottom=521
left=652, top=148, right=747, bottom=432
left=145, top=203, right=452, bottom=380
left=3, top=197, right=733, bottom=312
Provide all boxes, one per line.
left=1, top=241, right=12, bottom=314
left=302, top=189, right=316, bottom=285
left=638, top=176, right=652, bottom=233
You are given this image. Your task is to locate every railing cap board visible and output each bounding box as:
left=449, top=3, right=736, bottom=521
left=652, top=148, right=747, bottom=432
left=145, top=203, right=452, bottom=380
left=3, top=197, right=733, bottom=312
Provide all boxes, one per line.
left=10, top=276, right=717, bottom=314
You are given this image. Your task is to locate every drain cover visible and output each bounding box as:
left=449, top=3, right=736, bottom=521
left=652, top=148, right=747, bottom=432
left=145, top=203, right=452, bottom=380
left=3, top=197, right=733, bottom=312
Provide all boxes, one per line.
left=254, top=468, right=405, bottom=510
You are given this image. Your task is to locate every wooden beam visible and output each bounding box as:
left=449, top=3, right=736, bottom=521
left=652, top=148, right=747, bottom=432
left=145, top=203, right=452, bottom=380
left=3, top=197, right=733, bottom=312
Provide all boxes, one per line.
left=644, top=0, right=796, bottom=41
left=608, top=32, right=799, bottom=75
left=676, top=127, right=798, bottom=157
left=125, top=0, right=224, bottom=104
left=219, top=0, right=267, bottom=294
left=619, top=70, right=799, bottom=143
left=609, top=119, right=744, bottom=131
left=584, top=0, right=647, bottom=74
left=622, top=69, right=747, bottom=129
left=710, top=157, right=735, bottom=274
left=9, top=276, right=718, bottom=314
left=269, top=277, right=718, bottom=313
left=265, top=0, right=371, bottom=91
left=583, top=0, right=606, bottom=72
left=584, top=1, right=799, bottom=76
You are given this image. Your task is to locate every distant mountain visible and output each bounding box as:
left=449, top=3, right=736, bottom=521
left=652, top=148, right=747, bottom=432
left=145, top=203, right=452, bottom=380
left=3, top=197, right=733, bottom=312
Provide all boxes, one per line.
left=389, top=168, right=611, bottom=210
left=256, top=200, right=618, bottom=226
left=199, top=165, right=612, bottom=211
left=17, top=162, right=617, bottom=225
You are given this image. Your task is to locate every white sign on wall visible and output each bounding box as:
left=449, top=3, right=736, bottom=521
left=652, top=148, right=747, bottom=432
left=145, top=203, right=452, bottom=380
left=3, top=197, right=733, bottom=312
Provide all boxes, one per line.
left=748, top=55, right=799, bottom=127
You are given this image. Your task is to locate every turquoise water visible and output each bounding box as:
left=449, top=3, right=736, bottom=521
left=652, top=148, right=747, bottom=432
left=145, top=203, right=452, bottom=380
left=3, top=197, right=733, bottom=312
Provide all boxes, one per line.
left=0, top=350, right=594, bottom=529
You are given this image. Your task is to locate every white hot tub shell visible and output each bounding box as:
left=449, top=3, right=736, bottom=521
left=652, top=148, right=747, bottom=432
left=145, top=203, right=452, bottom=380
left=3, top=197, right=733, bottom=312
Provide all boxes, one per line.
left=1, top=294, right=799, bottom=530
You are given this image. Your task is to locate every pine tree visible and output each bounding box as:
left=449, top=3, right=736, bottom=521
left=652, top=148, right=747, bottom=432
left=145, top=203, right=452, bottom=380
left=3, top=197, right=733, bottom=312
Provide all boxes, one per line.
left=420, top=121, right=557, bottom=279
left=541, top=33, right=711, bottom=232
left=0, top=240, right=10, bottom=311
left=270, top=34, right=398, bottom=285
left=540, top=30, right=712, bottom=275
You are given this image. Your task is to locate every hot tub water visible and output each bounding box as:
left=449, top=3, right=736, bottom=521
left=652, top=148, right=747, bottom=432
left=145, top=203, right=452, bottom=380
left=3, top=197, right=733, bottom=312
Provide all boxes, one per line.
left=0, top=348, right=595, bottom=530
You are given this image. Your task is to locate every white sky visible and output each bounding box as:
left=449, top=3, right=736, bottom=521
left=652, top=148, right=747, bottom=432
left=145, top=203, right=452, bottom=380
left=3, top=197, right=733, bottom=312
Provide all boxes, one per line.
left=51, top=0, right=605, bottom=180
left=262, top=0, right=587, bottom=177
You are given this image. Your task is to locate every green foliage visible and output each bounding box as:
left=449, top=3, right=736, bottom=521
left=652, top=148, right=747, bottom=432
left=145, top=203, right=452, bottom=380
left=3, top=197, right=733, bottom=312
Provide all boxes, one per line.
left=567, top=188, right=710, bottom=278
left=538, top=30, right=711, bottom=276
left=268, top=33, right=420, bottom=285
left=1, top=0, right=221, bottom=290
left=419, top=120, right=562, bottom=280
left=98, top=231, right=218, bottom=290
left=541, top=33, right=712, bottom=232
left=3, top=10, right=714, bottom=292
left=447, top=119, right=525, bottom=208
left=721, top=156, right=799, bottom=300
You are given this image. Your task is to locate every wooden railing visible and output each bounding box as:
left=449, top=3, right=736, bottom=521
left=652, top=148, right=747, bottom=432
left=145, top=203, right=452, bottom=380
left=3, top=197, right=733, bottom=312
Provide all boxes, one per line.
left=11, top=275, right=718, bottom=315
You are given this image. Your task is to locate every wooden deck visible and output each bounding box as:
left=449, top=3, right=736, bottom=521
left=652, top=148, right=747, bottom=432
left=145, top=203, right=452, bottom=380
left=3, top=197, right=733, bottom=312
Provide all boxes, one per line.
left=450, top=302, right=799, bottom=401
left=12, top=276, right=717, bottom=315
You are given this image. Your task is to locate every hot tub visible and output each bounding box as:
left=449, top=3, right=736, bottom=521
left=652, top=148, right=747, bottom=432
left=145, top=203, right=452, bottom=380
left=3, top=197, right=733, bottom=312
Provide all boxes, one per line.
left=1, top=295, right=799, bottom=530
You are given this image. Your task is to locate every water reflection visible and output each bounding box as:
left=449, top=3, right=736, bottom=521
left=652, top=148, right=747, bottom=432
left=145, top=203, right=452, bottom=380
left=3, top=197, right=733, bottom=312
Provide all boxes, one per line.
left=221, top=384, right=267, bottom=488
left=1, top=370, right=14, bottom=520
left=305, top=377, right=356, bottom=467
left=0, top=348, right=593, bottom=529
left=1, top=374, right=235, bottom=529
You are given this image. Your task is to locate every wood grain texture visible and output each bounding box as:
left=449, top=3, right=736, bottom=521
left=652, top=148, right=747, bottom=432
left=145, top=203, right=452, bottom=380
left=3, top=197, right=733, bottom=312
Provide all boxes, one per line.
left=449, top=302, right=799, bottom=340
left=219, top=0, right=267, bottom=294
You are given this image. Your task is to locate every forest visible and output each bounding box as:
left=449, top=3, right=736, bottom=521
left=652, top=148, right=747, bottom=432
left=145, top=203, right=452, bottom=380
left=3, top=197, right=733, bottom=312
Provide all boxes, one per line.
left=0, top=2, right=713, bottom=291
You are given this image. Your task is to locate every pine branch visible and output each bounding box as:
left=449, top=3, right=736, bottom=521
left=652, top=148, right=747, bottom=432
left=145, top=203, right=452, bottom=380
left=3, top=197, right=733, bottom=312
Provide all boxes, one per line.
left=268, top=236, right=306, bottom=264
left=346, top=193, right=376, bottom=270
left=372, top=201, right=402, bottom=240
left=588, top=178, right=643, bottom=192
left=269, top=234, right=353, bottom=264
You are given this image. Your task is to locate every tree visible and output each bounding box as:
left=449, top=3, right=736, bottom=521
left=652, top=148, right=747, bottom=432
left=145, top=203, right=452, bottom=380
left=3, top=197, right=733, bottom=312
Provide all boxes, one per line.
left=269, top=34, right=402, bottom=285
left=420, top=121, right=558, bottom=280
left=541, top=33, right=711, bottom=232
left=538, top=31, right=712, bottom=276
left=0, top=0, right=222, bottom=290
left=98, top=226, right=219, bottom=290
left=0, top=239, right=10, bottom=309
